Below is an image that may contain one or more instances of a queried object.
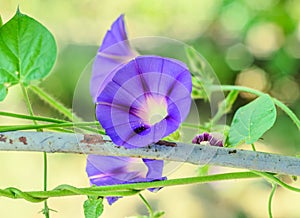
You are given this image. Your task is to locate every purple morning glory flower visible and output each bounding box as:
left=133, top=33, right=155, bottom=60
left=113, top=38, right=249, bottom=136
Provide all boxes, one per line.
left=91, top=14, right=192, bottom=148
left=90, top=14, right=137, bottom=102
left=192, top=132, right=224, bottom=147
left=95, top=55, right=192, bottom=148
left=86, top=155, right=166, bottom=205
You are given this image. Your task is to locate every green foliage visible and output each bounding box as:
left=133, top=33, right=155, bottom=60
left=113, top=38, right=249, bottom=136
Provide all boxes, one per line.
left=219, top=90, right=239, bottom=114
left=0, top=8, right=57, bottom=101
left=186, top=47, right=215, bottom=100
left=83, top=196, right=104, bottom=218
left=228, top=94, right=276, bottom=146
left=210, top=90, right=239, bottom=126
left=0, top=15, right=2, bottom=27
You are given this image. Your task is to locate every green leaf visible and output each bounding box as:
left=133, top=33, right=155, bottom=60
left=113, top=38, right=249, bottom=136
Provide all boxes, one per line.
left=0, top=8, right=57, bottom=89
left=228, top=94, right=276, bottom=147
left=83, top=196, right=104, bottom=218
left=0, top=84, right=7, bottom=101
left=153, top=211, right=165, bottom=218
left=0, top=15, right=2, bottom=27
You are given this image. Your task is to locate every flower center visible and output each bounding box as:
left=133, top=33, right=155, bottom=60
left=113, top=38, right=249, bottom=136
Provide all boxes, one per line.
left=138, top=95, right=168, bottom=125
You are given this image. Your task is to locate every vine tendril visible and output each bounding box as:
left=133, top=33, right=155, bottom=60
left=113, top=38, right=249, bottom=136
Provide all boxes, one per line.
left=0, top=172, right=298, bottom=204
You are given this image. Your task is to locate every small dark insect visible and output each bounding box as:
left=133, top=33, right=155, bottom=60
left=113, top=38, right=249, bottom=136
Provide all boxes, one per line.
left=228, top=150, right=237, bottom=154
left=134, top=125, right=148, bottom=134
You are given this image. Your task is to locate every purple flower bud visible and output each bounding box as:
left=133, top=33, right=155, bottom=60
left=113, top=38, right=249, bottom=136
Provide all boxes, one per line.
left=192, top=132, right=224, bottom=147
left=90, top=14, right=137, bottom=102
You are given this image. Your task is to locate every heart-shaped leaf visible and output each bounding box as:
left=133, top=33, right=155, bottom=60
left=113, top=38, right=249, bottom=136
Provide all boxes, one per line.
left=0, top=9, right=57, bottom=100
left=228, top=94, right=276, bottom=147
left=83, top=196, right=104, bottom=218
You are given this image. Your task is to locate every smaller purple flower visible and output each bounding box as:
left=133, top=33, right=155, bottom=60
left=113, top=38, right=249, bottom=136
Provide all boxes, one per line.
left=90, top=14, right=137, bottom=102
left=192, top=132, right=224, bottom=147
left=86, top=155, right=166, bottom=205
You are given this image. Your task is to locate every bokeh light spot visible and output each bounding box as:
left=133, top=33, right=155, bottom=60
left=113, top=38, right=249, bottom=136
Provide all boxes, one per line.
left=225, top=43, right=254, bottom=71
left=246, top=23, right=284, bottom=58
left=271, top=77, right=299, bottom=104
left=220, top=2, right=249, bottom=33
left=235, top=67, right=270, bottom=99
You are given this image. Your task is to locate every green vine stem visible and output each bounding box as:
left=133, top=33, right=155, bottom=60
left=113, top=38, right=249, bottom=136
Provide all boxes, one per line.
left=0, top=171, right=299, bottom=204
left=253, top=171, right=300, bottom=192
left=210, top=85, right=300, bottom=130
left=268, top=183, right=277, bottom=218
left=42, top=151, right=49, bottom=217
left=20, top=85, right=38, bottom=126
left=0, top=122, right=104, bottom=134
left=0, top=111, right=68, bottom=123
left=0, top=187, right=140, bottom=203
left=0, top=172, right=259, bottom=202
left=139, top=193, right=154, bottom=217
left=29, top=85, right=79, bottom=121
left=20, top=84, right=50, bottom=218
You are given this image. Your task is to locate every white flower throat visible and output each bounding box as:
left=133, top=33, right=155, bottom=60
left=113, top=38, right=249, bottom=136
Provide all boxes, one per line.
left=138, top=95, right=168, bottom=125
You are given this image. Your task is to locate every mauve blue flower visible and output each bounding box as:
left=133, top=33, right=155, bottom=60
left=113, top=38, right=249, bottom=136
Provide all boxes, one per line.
left=86, top=155, right=165, bottom=205
left=96, top=55, right=192, bottom=148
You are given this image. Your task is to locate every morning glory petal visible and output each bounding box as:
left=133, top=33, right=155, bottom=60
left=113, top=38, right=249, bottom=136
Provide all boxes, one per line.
left=90, top=15, right=137, bottom=102
left=142, top=159, right=164, bottom=179
left=86, top=155, right=165, bottom=205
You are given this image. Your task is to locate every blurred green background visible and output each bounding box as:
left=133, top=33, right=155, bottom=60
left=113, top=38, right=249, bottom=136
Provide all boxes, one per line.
left=0, top=0, right=300, bottom=217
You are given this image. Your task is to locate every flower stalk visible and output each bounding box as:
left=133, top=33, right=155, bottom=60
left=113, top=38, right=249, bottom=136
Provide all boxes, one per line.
left=20, top=84, right=50, bottom=218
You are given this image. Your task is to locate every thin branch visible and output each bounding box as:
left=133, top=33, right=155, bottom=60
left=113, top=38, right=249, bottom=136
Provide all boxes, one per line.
left=0, top=131, right=300, bottom=176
